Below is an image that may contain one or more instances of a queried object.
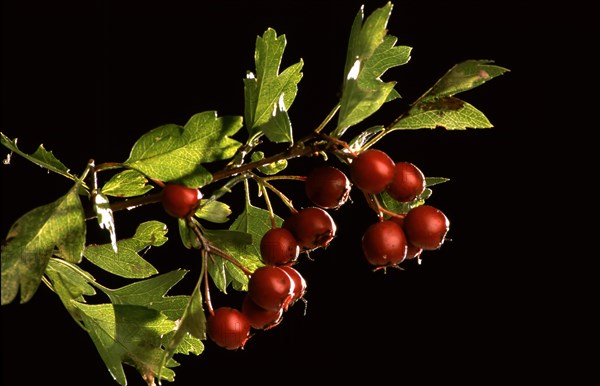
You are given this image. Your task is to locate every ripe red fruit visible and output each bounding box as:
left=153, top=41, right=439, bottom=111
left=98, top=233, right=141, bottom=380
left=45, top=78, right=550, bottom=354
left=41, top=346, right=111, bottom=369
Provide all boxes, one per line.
left=361, top=220, right=408, bottom=266
left=161, top=183, right=202, bottom=218
left=386, top=162, right=426, bottom=202
left=389, top=216, right=423, bottom=260
left=260, top=227, right=300, bottom=266
left=206, top=307, right=251, bottom=350
left=305, top=165, right=352, bottom=209
left=282, top=207, right=337, bottom=250
left=403, top=205, right=450, bottom=250
left=241, top=294, right=283, bottom=330
left=279, top=265, right=307, bottom=308
left=349, top=149, right=395, bottom=194
left=248, top=266, right=295, bottom=312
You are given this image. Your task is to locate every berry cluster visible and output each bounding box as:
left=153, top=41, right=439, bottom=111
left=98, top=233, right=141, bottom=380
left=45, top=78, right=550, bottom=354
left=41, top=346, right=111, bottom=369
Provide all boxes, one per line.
left=160, top=155, right=449, bottom=351
left=350, top=149, right=450, bottom=270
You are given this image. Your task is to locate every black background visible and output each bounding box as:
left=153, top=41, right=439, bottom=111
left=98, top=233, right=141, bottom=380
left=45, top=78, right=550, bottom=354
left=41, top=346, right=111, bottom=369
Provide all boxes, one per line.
left=1, top=0, right=562, bottom=384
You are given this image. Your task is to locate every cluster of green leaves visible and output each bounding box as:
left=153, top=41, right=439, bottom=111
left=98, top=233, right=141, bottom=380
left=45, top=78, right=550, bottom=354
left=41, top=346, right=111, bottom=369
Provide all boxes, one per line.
left=0, top=2, right=508, bottom=385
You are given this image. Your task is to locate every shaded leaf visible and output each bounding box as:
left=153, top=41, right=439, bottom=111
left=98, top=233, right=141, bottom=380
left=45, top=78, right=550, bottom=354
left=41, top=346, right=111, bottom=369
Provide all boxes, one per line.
left=0, top=132, right=76, bottom=181
left=83, top=221, right=167, bottom=279
left=1, top=186, right=85, bottom=304
left=203, top=229, right=254, bottom=292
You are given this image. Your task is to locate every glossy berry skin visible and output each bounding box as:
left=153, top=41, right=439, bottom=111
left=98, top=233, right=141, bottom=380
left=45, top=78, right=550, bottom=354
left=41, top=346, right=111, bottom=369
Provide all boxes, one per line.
left=403, top=205, right=450, bottom=250
left=361, top=220, right=408, bottom=266
left=349, top=149, right=395, bottom=194
left=161, top=183, right=202, bottom=218
left=282, top=207, right=337, bottom=250
left=305, top=165, right=352, bottom=209
left=279, top=265, right=307, bottom=309
left=386, top=162, right=426, bottom=202
left=206, top=307, right=251, bottom=350
left=248, top=266, right=295, bottom=312
left=260, top=227, right=300, bottom=266
left=241, top=294, right=283, bottom=330
left=390, top=216, right=423, bottom=260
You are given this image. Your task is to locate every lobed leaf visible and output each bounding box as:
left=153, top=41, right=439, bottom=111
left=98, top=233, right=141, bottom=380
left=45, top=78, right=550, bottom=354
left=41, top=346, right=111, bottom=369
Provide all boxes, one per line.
left=124, top=111, right=243, bottom=187
left=244, top=28, right=303, bottom=143
left=74, top=302, right=178, bottom=385
left=335, top=2, right=411, bottom=136
left=1, top=186, right=85, bottom=304
left=101, top=169, right=154, bottom=198
left=83, top=221, right=168, bottom=279
left=393, top=99, right=493, bottom=130
left=0, top=132, right=76, bottom=181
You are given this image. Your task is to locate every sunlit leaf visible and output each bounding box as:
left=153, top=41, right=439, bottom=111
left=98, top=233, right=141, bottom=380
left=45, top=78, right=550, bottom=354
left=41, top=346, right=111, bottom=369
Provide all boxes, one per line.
left=124, top=111, right=243, bottom=187
left=101, top=169, right=154, bottom=198
left=244, top=28, right=303, bottom=143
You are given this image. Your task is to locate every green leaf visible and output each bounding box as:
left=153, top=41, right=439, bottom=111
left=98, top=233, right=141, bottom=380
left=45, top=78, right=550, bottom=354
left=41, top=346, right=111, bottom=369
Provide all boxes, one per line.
left=195, top=199, right=232, bottom=224
left=425, top=177, right=450, bottom=187
left=1, top=186, right=85, bottom=305
left=83, top=270, right=203, bottom=385
left=101, top=169, right=154, bottom=198
left=393, top=99, right=493, bottom=130
left=124, top=111, right=243, bottom=187
left=74, top=302, right=178, bottom=385
left=392, top=60, right=509, bottom=130
left=244, top=28, right=303, bottom=143
left=83, top=221, right=168, bottom=279
left=203, top=229, right=254, bottom=293
left=45, top=258, right=96, bottom=310
left=380, top=189, right=426, bottom=216
left=228, top=201, right=282, bottom=289
left=334, top=2, right=411, bottom=136
left=159, top=280, right=205, bottom=381
left=251, top=150, right=288, bottom=175
left=420, top=60, right=509, bottom=101
left=0, top=132, right=77, bottom=182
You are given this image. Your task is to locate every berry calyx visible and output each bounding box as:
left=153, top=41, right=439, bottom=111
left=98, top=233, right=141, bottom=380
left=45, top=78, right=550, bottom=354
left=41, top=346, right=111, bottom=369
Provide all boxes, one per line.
left=403, top=205, right=450, bottom=250
left=386, top=162, right=426, bottom=202
left=305, top=165, right=352, bottom=209
left=260, top=227, right=300, bottom=266
left=161, top=183, right=203, bottom=218
left=248, top=266, right=295, bottom=312
left=282, top=207, right=337, bottom=250
left=349, top=149, right=395, bottom=194
left=241, top=294, right=284, bottom=330
left=206, top=307, right=251, bottom=350
left=361, top=220, right=408, bottom=267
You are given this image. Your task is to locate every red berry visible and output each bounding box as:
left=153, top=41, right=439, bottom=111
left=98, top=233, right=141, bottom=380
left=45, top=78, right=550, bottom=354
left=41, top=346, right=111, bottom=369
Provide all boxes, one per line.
left=390, top=216, right=423, bottom=260
left=260, top=227, right=300, bottom=266
left=305, top=165, right=352, bottom=209
left=161, top=183, right=202, bottom=218
left=403, top=205, right=450, bottom=250
left=282, top=207, right=336, bottom=250
left=349, top=149, right=395, bottom=194
left=279, top=265, right=307, bottom=308
left=206, top=307, right=251, bottom=350
left=386, top=162, right=426, bottom=202
left=248, top=266, right=295, bottom=312
left=361, top=220, right=408, bottom=266
left=241, top=294, right=283, bottom=330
